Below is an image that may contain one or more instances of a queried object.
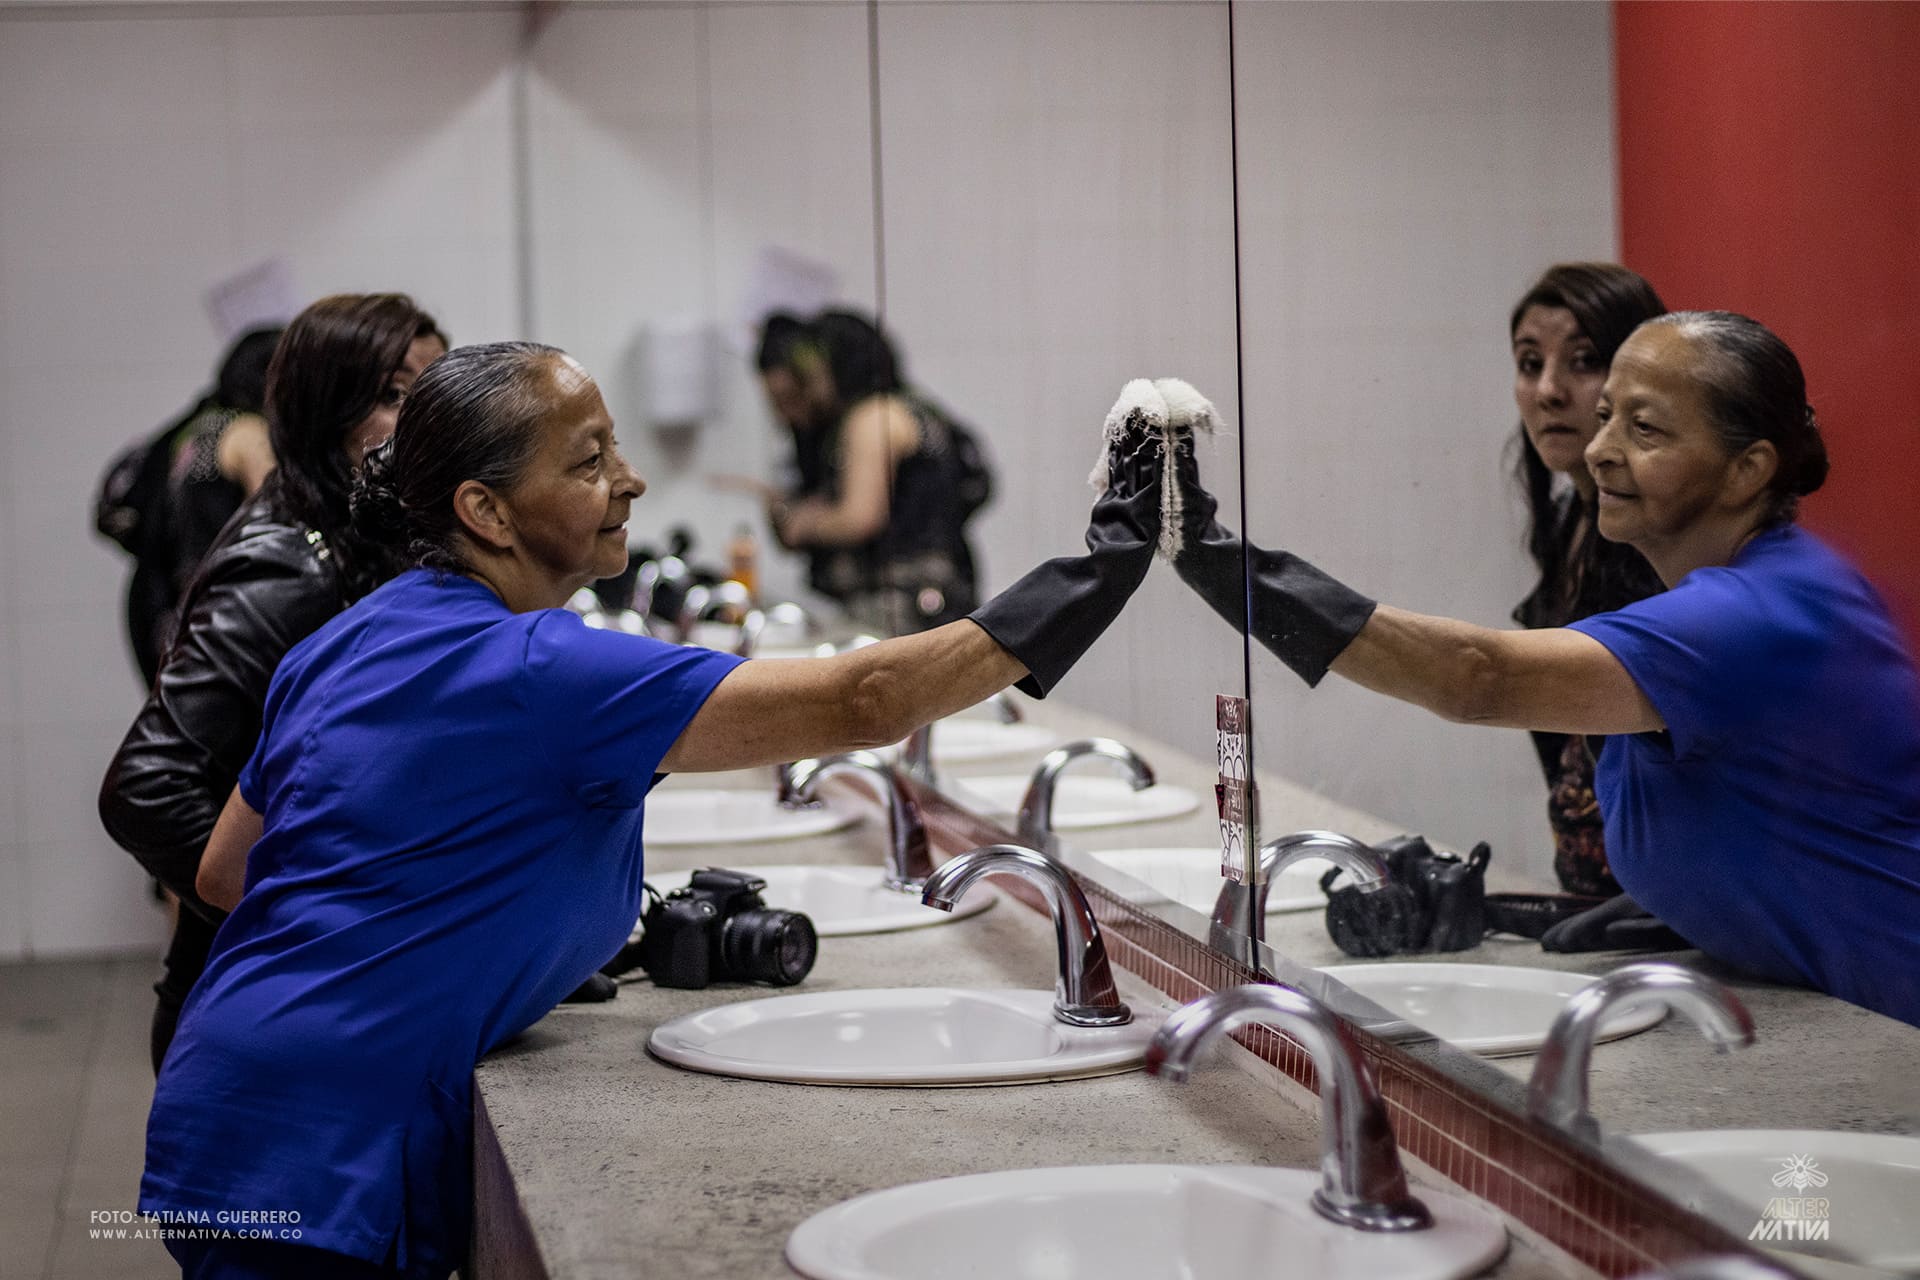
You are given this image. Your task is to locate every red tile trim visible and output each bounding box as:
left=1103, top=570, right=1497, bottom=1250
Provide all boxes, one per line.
left=911, top=781, right=1778, bottom=1278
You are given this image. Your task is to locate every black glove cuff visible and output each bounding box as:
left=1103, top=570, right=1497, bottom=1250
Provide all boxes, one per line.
left=1174, top=530, right=1376, bottom=687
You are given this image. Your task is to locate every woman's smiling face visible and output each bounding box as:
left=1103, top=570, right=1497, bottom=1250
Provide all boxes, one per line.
left=501, top=357, right=645, bottom=593
left=1586, top=324, right=1763, bottom=573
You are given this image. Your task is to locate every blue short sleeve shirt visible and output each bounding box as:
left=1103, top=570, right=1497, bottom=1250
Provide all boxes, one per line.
left=1569, top=527, right=1920, bottom=1025
left=143, top=570, right=743, bottom=1275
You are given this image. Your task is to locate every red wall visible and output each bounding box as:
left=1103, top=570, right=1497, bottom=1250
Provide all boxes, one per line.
left=1614, top=0, right=1920, bottom=640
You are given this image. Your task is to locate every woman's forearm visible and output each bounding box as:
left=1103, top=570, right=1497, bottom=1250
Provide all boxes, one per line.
left=658, top=620, right=1026, bottom=774
left=1329, top=605, right=1662, bottom=736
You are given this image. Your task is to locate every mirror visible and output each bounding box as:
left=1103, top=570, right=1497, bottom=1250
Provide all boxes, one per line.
left=520, top=3, right=1918, bottom=1267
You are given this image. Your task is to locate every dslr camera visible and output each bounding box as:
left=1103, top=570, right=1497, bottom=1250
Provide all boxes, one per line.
left=637, top=868, right=817, bottom=990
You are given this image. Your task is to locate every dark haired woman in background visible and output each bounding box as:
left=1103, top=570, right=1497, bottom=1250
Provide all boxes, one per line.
left=143, top=341, right=1161, bottom=1276
left=1172, top=311, right=1920, bottom=1024
left=99, top=293, right=446, bottom=1072
left=733, top=308, right=984, bottom=634
left=1506, top=263, right=1668, bottom=896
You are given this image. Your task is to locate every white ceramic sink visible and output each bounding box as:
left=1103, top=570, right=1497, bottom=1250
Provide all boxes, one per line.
left=1090, top=847, right=1331, bottom=914
left=646, top=790, right=858, bottom=847
left=647, top=988, right=1162, bottom=1085
left=1629, top=1130, right=1920, bottom=1279
left=786, top=1164, right=1509, bottom=1280
left=1316, top=963, right=1667, bottom=1056
left=960, top=775, right=1201, bottom=829
left=644, top=865, right=993, bottom=936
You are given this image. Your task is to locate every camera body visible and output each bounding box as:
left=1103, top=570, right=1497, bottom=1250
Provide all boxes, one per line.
left=638, top=867, right=817, bottom=990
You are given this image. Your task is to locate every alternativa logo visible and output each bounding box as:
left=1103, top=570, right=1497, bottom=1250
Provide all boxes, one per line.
left=1748, top=1154, right=1831, bottom=1243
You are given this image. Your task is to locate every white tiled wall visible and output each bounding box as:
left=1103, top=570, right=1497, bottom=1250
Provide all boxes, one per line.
left=871, top=0, right=1245, bottom=766
left=0, top=8, right=523, bottom=958
left=1234, top=1, right=1619, bottom=882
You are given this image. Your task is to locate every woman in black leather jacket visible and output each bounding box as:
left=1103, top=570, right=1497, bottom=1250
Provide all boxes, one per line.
left=99, top=293, right=446, bottom=1071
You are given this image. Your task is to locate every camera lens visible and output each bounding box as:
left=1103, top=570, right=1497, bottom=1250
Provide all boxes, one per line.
left=720, top=908, right=817, bottom=987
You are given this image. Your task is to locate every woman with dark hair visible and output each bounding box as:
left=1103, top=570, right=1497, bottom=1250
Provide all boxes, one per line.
left=733, top=308, right=985, bottom=634
left=140, top=342, right=1163, bottom=1277
left=1169, top=312, right=1920, bottom=1024
left=99, top=293, right=446, bottom=1072
left=1506, top=263, right=1668, bottom=895
left=103, top=326, right=286, bottom=684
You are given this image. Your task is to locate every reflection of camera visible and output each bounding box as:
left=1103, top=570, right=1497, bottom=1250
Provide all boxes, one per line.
left=637, top=868, right=817, bottom=990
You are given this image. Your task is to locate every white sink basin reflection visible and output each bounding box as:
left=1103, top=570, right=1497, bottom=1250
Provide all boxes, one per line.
left=1630, top=1130, right=1920, bottom=1279
left=648, top=988, right=1161, bottom=1086
left=646, top=790, right=858, bottom=847
left=644, top=865, right=993, bottom=936
left=1090, top=847, right=1331, bottom=914
left=1317, top=963, right=1667, bottom=1056
left=882, top=718, right=1058, bottom=764
left=961, top=775, right=1200, bottom=829
left=786, top=1164, right=1509, bottom=1280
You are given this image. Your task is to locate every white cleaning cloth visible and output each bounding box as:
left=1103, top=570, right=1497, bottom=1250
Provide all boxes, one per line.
left=1088, top=377, right=1221, bottom=560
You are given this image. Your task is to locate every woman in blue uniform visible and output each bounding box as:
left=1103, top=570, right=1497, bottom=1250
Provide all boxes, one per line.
left=141, top=341, right=1167, bottom=1278
left=1171, top=310, right=1920, bottom=1025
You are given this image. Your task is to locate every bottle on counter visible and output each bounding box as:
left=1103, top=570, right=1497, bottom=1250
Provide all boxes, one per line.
left=727, top=522, right=759, bottom=606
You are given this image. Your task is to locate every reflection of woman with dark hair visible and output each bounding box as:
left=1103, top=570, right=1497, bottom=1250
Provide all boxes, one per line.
left=1506, top=264, right=1668, bottom=895
left=100, top=294, right=446, bottom=1072
left=143, top=343, right=1163, bottom=1276
left=1171, top=313, right=1920, bottom=1025
left=736, top=309, right=983, bottom=634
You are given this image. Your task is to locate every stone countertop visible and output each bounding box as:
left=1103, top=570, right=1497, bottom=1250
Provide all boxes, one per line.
left=475, top=767, right=1580, bottom=1279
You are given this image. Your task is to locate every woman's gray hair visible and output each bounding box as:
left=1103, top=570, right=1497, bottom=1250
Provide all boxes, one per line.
left=350, top=341, right=566, bottom=572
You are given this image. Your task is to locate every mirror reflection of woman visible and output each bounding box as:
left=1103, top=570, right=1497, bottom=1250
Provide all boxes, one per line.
left=1173, top=312, right=1920, bottom=1027
left=140, top=342, right=1162, bottom=1278
left=99, top=294, right=446, bottom=1074
left=1506, top=264, right=1668, bottom=898
left=729, top=309, right=983, bottom=635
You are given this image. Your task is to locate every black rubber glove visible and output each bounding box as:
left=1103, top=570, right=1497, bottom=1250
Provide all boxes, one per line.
left=1168, top=432, right=1377, bottom=688
left=968, top=391, right=1167, bottom=697
left=1539, top=892, right=1690, bottom=953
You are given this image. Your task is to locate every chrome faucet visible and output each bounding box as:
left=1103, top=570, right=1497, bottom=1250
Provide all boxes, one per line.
left=1528, top=962, right=1755, bottom=1143
left=732, top=608, right=766, bottom=657
left=1017, top=738, right=1155, bottom=851
left=921, top=844, right=1131, bottom=1027
left=899, top=721, right=936, bottom=786
left=1147, top=983, right=1433, bottom=1232
left=900, top=691, right=1025, bottom=786
left=1212, top=829, right=1391, bottom=940
left=786, top=752, right=932, bottom=891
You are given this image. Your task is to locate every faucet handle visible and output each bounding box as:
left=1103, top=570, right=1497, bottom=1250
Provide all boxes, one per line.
left=788, top=751, right=932, bottom=891
left=1146, top=983, right=1432, bottom=1233
left=922, top=844, right=1130, bottom=1026
left=1527, top=962, right=1755, bottom=1143
left=1017, top=737, right=1156, bottom=848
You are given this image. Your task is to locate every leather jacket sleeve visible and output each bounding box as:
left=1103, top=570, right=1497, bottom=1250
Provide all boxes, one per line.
left=98, top=504, right=345, bottom=921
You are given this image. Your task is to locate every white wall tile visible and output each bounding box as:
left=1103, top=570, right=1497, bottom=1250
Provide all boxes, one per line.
left=1233, top=0, right=1617, bottom=882
left=23, top=837, right=167, bottom=959
left=0, top=8, right=520, bottom=960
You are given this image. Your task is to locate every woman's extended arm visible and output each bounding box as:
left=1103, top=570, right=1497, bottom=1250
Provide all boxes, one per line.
left=660, top=619, right=1025, bottom=773
left=1329, top=606, right=1663, bottom=735
left=196, top=787, right=263, bottom=912
left=665, top=386, right=1182, bottom=773
left=774, top=396, right=914, bottom=547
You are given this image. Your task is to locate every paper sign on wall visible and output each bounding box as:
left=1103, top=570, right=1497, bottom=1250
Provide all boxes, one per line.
left=205, top=258, right=299, bottom=342
left=1216, top=695, right=1259, bottom=884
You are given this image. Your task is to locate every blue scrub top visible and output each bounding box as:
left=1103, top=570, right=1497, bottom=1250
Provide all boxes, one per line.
left=140, top=569, right=743, bottom=1275
left=1569, top=526, right=1920, bottom=1025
